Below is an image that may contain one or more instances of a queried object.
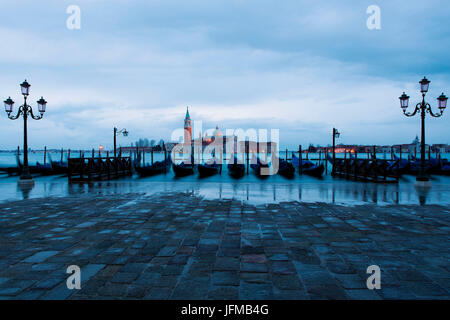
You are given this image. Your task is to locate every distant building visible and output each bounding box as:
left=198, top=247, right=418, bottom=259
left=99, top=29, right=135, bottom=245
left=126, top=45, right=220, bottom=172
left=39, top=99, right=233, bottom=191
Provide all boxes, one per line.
left=184, top=107, right=192, bottom=145
left=180, top=107, right=277, bottom=154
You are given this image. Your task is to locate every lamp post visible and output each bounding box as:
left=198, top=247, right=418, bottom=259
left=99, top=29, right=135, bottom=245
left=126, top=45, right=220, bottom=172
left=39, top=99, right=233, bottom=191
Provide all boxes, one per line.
left=399, top=77, right=447, bottom=183
left=4, top=80, right=47, bottom=184
left=114, top=127, right=128, bottom=158
left=332, top=128, right=340, bottom=176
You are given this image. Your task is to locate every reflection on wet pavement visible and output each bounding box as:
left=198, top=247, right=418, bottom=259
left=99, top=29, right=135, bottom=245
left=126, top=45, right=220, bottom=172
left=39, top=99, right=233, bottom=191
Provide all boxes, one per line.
left=1, top=173, right=449, bottom=206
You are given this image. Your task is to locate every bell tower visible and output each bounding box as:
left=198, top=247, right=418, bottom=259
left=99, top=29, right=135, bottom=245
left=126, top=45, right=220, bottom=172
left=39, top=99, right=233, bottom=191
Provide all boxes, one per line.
left=184, top=107, right=192, bottom=145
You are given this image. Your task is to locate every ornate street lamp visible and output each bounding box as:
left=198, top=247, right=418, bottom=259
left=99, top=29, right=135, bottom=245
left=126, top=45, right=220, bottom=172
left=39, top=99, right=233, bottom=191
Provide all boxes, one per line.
left=399, top=77, right=447, bottom=183
left=4, top=80, right=47, bottom=184
left=332, top=128, right=340, bottom=176
left=114, top=127, right=129, bottom=158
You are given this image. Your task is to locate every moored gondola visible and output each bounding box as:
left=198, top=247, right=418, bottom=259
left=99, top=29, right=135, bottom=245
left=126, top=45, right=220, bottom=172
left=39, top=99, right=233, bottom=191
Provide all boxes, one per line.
left=227, top=156, right=245, bottom=178
left=250, top=155, right=270, bottom=177
left=172, top=162, right=195, bottom=177
left=31, top=162, right=55, bottom=175
left=135, top=157, right=171, bottom=177
left=198, top=159, right=220, bottom=177
left=302, top=161, right=324, bottom=177
left=278, top=158, right=295, bottom=178
left=51, top=161, right=69, bottom=174
left=292, top=155, right=324, bottom=177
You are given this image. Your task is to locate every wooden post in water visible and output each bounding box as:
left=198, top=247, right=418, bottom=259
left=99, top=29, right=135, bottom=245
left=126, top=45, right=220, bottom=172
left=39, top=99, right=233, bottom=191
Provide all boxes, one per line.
left=143, top=148, right=145, bottom=166
left=391, top=146, right=394, bottom=160
left=220, top=148, right=223, bottom=174
left=319, top=150, right=321, bottom=166
left=246, top=142, right=249, bottom=175
left=325, top=148, right=328, bottom=175
left=164, top=148, right=167, bottom=173
left=344, top=150, right=347, bottom=160
left=151, top=148, right=154, bottom=165
left=61, top=148, right=64, bottom=162
left=92, top=148, right=95, bottom=159
left=44, top=146, right=47, bottom=165
left=68, top=149, right=71, bottom=159
left=299, top=145, right=303, bottom=174
left=373, top=146, right=376, bottom=159
left=428, top=145, right=431, bottom=161
left=414, top=147, right=417, bottom=160
left=106, top=151, right=110, bottom=179
left=285, top=148, right=288, bottom=161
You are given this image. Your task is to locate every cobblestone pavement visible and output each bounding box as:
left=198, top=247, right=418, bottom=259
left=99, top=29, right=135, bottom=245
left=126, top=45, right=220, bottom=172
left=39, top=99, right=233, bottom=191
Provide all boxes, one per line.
left=0, top=192, right=449, bottom=300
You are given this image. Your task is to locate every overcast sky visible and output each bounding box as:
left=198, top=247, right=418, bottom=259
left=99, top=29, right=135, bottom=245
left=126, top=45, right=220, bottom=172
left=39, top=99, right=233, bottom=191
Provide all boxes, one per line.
left=0, top=0, right=449, bottom=150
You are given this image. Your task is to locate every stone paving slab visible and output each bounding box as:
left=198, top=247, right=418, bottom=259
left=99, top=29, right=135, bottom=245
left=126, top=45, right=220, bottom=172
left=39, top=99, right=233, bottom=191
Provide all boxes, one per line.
left=0, top=191, right=449, bottom=300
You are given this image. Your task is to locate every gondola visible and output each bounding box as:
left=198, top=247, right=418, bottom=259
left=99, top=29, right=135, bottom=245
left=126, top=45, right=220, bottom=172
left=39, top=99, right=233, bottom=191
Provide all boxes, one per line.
left=48, top=154, right=69, bottom=174
left=135, top=158, right=171, bottom=177
left=387, top=155, right=409, bottom=176
left=0, top=165, right=20, bottom=175
left=172, top=162, right=195, bottom=177
left=404, top=155, right=440, bottom=175
left=198, top=158, right=220, bottom=177
left=250, top=155, right=269, bottom=177
left=50, top=161, right=69, bottom=174
left=441, top=163, right=450, bottom=175
left=292, top=155, right=324, bottom=177
left=227, top=156, right=245, bottom=178
left=31, top=162, right=55, bottom=175
left=278, top=158, right=295, bottom=178
left=301, top=161, right=324, bottom=177
left=16, top=155, right=55, bottom=176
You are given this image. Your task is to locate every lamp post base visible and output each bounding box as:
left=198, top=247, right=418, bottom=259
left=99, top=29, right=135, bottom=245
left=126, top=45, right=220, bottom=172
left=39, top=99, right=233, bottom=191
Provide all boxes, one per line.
left=18, top=170, right=34, bottom=187
left=18, top=178, right=34, bottom=187
left=415, top=178, right=431, bottom=188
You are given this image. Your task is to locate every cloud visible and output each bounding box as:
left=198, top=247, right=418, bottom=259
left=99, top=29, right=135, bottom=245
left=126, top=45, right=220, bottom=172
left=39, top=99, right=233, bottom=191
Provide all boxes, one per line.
left=0, top=0, right=449, bottom=150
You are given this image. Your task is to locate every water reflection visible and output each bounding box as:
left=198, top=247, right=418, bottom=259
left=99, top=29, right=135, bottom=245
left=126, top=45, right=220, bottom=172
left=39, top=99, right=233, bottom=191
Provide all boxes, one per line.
left=0, top=174, right=449, bottom=206
left=17, top=183, right=34, bottom=200
left=415, top=185, right=431, bottom=206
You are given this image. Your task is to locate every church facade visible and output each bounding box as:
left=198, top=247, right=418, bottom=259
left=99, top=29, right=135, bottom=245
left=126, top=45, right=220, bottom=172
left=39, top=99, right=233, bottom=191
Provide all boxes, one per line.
left=182, top=107, right=276, bottom=154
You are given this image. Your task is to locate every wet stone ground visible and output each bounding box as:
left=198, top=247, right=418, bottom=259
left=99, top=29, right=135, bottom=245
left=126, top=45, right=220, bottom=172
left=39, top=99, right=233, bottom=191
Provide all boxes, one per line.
left=0, top=192, right=449, bottom=300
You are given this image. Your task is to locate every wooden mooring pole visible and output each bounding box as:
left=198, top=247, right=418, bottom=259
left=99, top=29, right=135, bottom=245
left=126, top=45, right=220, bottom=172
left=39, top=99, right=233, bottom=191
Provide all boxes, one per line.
left=299, top=145, right=303, bottom=174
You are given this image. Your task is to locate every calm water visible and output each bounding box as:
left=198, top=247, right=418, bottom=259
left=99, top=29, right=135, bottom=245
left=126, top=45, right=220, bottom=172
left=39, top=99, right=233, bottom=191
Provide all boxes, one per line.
left=0, top=166, right=449, bottom=206
left=1, top=151, right=449, bottom=205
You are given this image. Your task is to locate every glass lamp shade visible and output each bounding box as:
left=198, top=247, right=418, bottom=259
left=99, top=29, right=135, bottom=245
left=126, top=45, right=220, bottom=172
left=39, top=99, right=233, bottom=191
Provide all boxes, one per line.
left=37, top=96, right=47, bottom=113
left=437, top=93, right=448, bottom=109
left=4, top=97, right=14, bottom=113
left=399, top=92, right=410, bottom=109
left=419, top=77, right=430, bottom=93
left=20, top=80, right=31, bottom=96
left=122, top=130, right=129, bottom=137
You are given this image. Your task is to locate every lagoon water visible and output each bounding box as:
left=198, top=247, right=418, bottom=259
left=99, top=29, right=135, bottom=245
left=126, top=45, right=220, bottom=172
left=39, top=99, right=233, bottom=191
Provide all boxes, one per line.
left=0, top=151, right=449, bottom=206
